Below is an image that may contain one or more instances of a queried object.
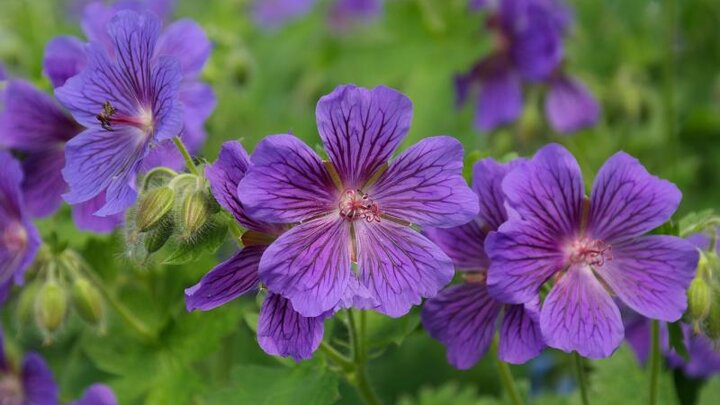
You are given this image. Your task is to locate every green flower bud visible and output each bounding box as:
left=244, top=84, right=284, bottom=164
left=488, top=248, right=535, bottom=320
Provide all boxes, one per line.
left=72, top=278, right=104, bottom=326
left=34, top=280, right=68, bottom=334
left=136, top=186, right=175, bottom=232
left=16, top=281, right=41, bottom=324
left=180, top=191, right=210, bottom=239
left=688, top=276, right=712, bottom=322
left=144, top=219, right=175, bottom=254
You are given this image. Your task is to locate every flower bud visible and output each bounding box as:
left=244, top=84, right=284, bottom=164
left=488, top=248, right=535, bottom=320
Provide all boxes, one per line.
left=180, top=191, right=210, bottom=239
left=16, top=281, right=41, bottom=324
left=34, top=280, right=68, bottom=334
left=687, top=276, right=712, bottom=322
left=72, top=278, right=104, bottom=326
left=144, top=219, right=175, bottom=254
left=136, top=186, right=175, bottom=232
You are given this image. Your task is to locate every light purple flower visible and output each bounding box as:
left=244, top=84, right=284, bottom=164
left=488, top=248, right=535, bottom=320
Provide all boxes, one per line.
left=55, top=10, right=183, bottom=217
left=238, top=85, right=479, bottom=318
left=422, top=158, right=543, bottom=369
left=70, top=384, right=118, bottom=405
left=185, top=141, right=328, bottom=361
left=0, top=151, right=41, bottom=289
left=252, top=0, right=381, bottom=29
left=0, top=326, right=59, bottom=405
left=486, top=143, right=699, bottom=358
left=545, top=75, right=600, bottom=134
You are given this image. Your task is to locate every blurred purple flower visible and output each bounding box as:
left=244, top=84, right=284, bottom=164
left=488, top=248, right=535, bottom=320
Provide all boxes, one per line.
left=486, top=143, right=698, bottom=358
left=238, top=85, right=478, bottom=318
left=252, top=0, right=381, bottom=30
left=185, top=141, right=328, bottom=361
left=70, top=383, right=118, bottom=405
left=0, top=326, right=59, bottom=405
left=0, top=151, right=41, bottom=292
left=545, top=74, right=600, bottom=134
left=422, top=158, right=544, bottom=369
left=56, top=10, right=184, bottom=217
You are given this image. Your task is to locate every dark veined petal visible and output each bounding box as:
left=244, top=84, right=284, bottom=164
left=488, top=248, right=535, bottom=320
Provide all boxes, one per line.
left=156, top=19, right=211, bottom=77
left=370, top=136, right=479, bottom=228
left=540, top=265, right=624, bottom=359
left=185, top=246, right=264, bottom=311
left=476, top=70, right=523, bottom=131
left=251, top=0, right=316, bottom=29
left=502, top=143, right=584, bottom=241
left=257, top=293, right=327, bottom=361
left=61, top=126, right=148, bottom=215
left=70, top=384, right=118, bottom=405
left=206, top=141, right=277, bottom=233
left=498, top=299, right=544, bottom=364
left=485, top=219, right=564, bottom=304
left=147, top=55, right=183, bottom=142
left=43, top=36, right=87, bottom=89
left=424, top=219, right=489, bottom=271
left=545, top=76, right=599, bottom=134
left=472, top=157, right=525, bottom=231
left=71, top=192, right=124, bottom=233
left=421, top=283, right=501, bottom=370
left=316, top=84, right=412, bottom=189
left=21, top=149, right=67, bottom=218
left=238, top=134, right=337, bottom=223
left=0, top=80, right=79, bottom=150
left=354, top=220, right=454, bottom=317
left=22, top=353, right=60, bottom=405
left=259, top=216, right=351, bottom=317
left=588, top=151, right=682, bottom=243
left=596, top=236, right=698, bottom=322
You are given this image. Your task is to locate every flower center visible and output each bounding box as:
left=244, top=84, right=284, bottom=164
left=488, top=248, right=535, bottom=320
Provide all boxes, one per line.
left=338, top=189, right=381, bottom=223
left=567, top=237, right=613, bottom=267
left=2, top=222, right=27, bottom=254
left=96, top=101, right=154, bottom=133
left=0, top=374, right=25, bottom=405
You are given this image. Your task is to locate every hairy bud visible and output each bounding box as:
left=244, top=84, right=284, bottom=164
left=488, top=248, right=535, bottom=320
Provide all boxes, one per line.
left=72, top=278, right=104, bottom=326
left=16, top=281, right=41, bottom=324
left=688, top=276, right=712, bottom=323
left=180, top=191, right=210, bottom=239
left=136, top=186, right=175, bottom=232
left=34, top=280, right=68, bottom=334
left=144, top=219, right=175, bottom=254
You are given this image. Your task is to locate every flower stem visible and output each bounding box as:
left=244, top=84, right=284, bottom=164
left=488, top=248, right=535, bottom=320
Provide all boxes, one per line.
left=649, top=320, right=661, bottom=405
left=574, top=352, right=590, bottom=405
left=173, top=136, right=200, bottom=176
left=319, top=341, right=354, bottom=372
left=492, top=339, right=524, bottom=405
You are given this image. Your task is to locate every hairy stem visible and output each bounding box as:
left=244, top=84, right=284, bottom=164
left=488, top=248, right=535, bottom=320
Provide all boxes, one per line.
left=173, top=136, right=200, bottom=176
left=574, top=352, right=590, bottom=405
left=649, top=320, right=661, bottom=405
left=492, top=339, right=524, bottom=405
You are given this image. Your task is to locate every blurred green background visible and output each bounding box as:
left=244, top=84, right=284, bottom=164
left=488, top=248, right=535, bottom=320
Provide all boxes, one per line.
left=1, top=0, right=719, bottom=404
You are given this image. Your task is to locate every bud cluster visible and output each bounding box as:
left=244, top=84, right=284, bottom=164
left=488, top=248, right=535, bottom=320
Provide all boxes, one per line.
left=685, top=227, right=720, bottom=343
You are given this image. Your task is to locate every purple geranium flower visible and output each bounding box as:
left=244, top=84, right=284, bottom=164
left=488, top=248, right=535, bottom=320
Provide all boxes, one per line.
left=185, top=141, right=328, bottom=361
left=70, top=383, right=118, bottom=405
left=252, top=0, right=381, bottom=30
left=238, top=85, right=479, bottom=318
left=0, top=151, right=41, bottom=298
left=422, top=158, right=544, bottom=369
left=0, top=326, right=59, bottom=405
left=486, top=143, right=699, bottom=358
left=55, top=10, right=184, bottom=217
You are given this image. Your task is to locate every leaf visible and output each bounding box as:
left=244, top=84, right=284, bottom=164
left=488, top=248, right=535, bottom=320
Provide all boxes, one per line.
left=397, top=382, right=491, bottom=405
left=668, top=321, right=690, bottom=361
left=698, top=376, right=720, bottom=405
left=365, top=308, right=420, bottom=350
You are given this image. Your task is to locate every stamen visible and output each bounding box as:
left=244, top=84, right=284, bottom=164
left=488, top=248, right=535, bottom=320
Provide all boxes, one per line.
left=338, top=189, right=381, bottom=223
left=2, top=221, right=27, bottom=253
left=96, top=101, right=153, bottom=133
left=568, top=238, right=613, bottom=267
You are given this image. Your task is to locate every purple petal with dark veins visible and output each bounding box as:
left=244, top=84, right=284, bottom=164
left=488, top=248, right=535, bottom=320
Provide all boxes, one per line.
left=472, top=157, right=525, bottom=230
left=424, top=219, right=489, bottom=271
left=21, top=149, right=67, bottom=218
left=499, top=298, right=544, bottom=364
left=43, top=36, right=87, bottom=89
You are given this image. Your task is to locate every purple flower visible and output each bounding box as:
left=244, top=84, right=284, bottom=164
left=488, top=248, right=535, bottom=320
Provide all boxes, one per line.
left=55, top=10, right=184, bottom=217
left=252, top=0, right=381, bottom=29
left=486, top=143, right=699, bottom=358
left=545, top=75, right=600, bottom=134
left=0, top=151, right=41, bottom=290
left=70, top=384, right=118, bottom=405
left=238, top=85, right=478, bottom=318
left=0, top=327, right=59, bottom=405
left=422, top=158, right=544, bottom=369
left=185, top=141, right=328, bottom=361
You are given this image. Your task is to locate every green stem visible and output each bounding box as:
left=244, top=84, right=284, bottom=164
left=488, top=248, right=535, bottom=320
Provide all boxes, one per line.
left=346, top=310, right=381, bottom=405
left=173, top=136, right=200, bottom=176
left=649, top=320, right=661, bottom=405
left=492, top=339, right=524, bottom=405
left=319, top=342, right=354, bottom=372
left=574, top=352, right=590, bottom=405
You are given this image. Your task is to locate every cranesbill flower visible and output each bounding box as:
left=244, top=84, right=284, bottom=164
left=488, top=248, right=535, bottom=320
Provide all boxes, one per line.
left=56, top=10, right=183, bottom=216
left=70, top=383, right=118, bottom=405
left=486, top=143, right=699, bottom=358
left=252, top=0, right=381, bottom=30
left=238, top=85, right=479, bottom=318
left=422, top=158, right=543, bottom=369
left=0, top=326, right=59, bottom=405
left=185, top=141, right=328, bottom=360
left=0, top=151, right=40, bottom=294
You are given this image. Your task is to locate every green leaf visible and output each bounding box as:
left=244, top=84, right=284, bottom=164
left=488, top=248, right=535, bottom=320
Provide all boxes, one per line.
left=398, top=382, right=493, bottom=405
left=698, top=376, right=720, bottom=405
left=667, top=321, right=690, bottom=361
left=365, top=308, right=420, bottom=350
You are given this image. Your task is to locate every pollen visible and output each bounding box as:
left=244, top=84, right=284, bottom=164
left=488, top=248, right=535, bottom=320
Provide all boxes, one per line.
left=567, top=237, right=613, bottom=267
left=339, top=189, right=381, bottom=223
left=2, top=221, right=27, bottom=254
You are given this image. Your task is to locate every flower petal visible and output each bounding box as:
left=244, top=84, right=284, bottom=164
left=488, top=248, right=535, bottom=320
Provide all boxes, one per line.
left=185, top=246, right=263, bottom=311
left=21, top=150, right=67, bottom=218
left=251, top=0, right=316, bottom=29
left=70, top=384, right=118, bottom=405
left=502, top=143, right=584, bottom=240
left=71, top=192, right=124, bottom=233
left=424, top=219, right=488, bottom=271
left=545, top=76, right=599, bottom=134
left=472, top=157, right=525, bottom=230
left=259, top=217, right=350, bottom=317
left=355, top=220, right=454, bottom=317
left=476, top=70, right=522, bottom=131
left=239, top=134, right=337, bottom=223
left=22, top=353, right=59, bottom=405
left=156, top=19, right=211, bottom=77
left=257, top=293, right=326, bottom=361
left=0, top=80, right=79, bottom=149
left=316, top=85, right=412, bottom=189
left=540, top=265, right=624, bottom=359
left=421, top=283, right=501, bottom=370
left=43, top=36, right=87, bottom=88
left=588, top=151, right=682, bottom=243
left=485, top=219, right=564, bottom=304
left=370, top=136, right=479, bottom=228
left=328, top=0, right=382, bottom=30
left=498, top=299, right=544, bottom=364
left=180, top=81, right=216, bottom=134
left=596, top=236, right=698, bottom=321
